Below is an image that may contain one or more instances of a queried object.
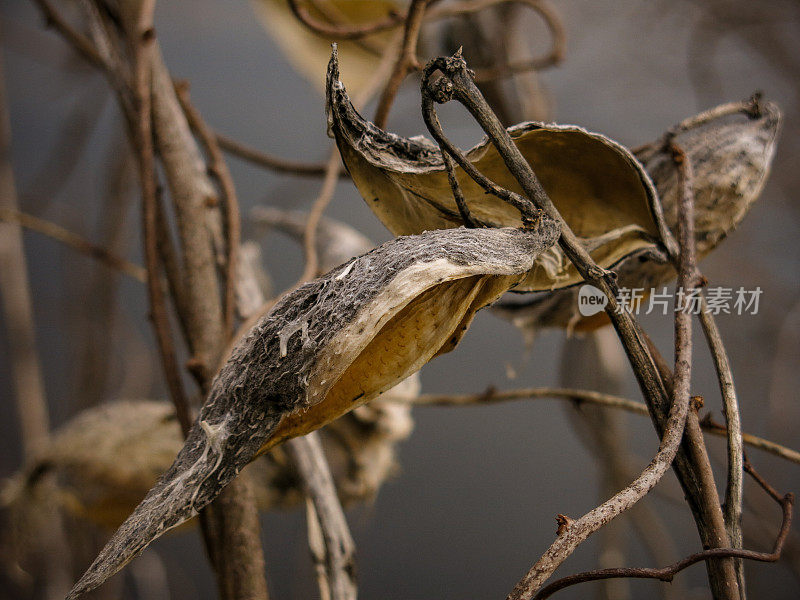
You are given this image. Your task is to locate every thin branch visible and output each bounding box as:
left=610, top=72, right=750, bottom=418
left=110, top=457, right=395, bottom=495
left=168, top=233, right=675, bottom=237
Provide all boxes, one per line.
left=533, top=461, right=794, bottom=600
left=427, top=0, right=566, bottom=81
left=414, top=387, right=800, bottom=465
left=416, top=53, right=702, bottom=598
left=129, top=0, right=193, bottom=438
left=699, top=291, right=746, bottom=584
left=373, top=0, right=430, bottom=129
left=30, top=0, right=106, bottom=69
left=287, top=0, right=405, bottom=40
left=215, top=131, right=332, bottom=177
left=174, top=81, right=240, bottom=337
left=672, top=140, right=739, bottom=596
left=285, top=434, right=357, bottom=600
left=0, top=207, right=146, bottom=282
left=297, top=149, right=341, bottom=285
left=150, top=44, right=226, bottom=379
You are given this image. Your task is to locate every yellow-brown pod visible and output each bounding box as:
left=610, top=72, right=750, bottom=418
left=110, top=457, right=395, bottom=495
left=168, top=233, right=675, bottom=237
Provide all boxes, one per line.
left=326, top=47, right=669, bottom=291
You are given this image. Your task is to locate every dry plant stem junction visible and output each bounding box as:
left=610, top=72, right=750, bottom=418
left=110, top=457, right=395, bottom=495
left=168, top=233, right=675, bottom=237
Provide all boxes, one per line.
left=419, top=52, right=756, bottom=599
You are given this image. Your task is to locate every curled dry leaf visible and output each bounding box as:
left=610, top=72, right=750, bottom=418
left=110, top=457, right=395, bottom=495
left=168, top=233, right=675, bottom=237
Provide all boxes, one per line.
left=326, top=47, right=668, bottom=291
left=67, top=221, right=559, bottom=598
left=251, top=0, right=400, bottom=94
left=495, top=98, right=782, bottom=336
left=6, top=388, right=415, bottom=532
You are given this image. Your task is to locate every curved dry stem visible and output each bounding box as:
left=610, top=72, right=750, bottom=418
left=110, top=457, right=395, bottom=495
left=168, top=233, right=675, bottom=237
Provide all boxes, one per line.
left=0, top=207, right=146, bottom=282
left=414, top=387, right=800, bottom=465
left=427, top=0, right=566, bottom=81
left=215, top=132, right=332, bottom=176
left=699, top=293, right=745, bottom=585
left=287, top=0, right=406, bottom=39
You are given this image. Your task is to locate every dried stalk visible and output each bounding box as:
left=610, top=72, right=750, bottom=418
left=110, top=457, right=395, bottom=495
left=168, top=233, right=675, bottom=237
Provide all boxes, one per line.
left=0, top=207, right=146, bottom=282
left=286, top=434, right=358, bottom=600
left=297, top=149, right=341, bottom=286
left=174, top=81, right=240, bottom=336
left=215, top=131, right=332, bottom=177
left=418, top=53, right=744, bottom=599
left=373, top=0, right=430, bottom=128
left=699, top=294, right=746, bottom=586
left=414, top=388, right=800, bottom=465
left=149, top=44, right=226, bottom=377
left=533, top=462, right=794, bottom=599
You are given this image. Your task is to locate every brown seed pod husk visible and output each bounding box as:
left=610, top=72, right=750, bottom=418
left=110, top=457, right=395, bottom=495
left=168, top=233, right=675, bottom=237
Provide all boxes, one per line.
left=326, top=47, right=668, bottom=291
left=494, top=98, right=782, bottom=337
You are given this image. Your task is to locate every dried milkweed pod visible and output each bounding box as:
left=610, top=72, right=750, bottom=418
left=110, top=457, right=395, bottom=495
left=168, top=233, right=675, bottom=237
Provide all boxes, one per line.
left=494, top=98, right=782, bottom=336
left=67, top=221, right=559, bottom=598
left=326, top=48, right=670, bottom=291
left=251, top=0, right=401, bottom=95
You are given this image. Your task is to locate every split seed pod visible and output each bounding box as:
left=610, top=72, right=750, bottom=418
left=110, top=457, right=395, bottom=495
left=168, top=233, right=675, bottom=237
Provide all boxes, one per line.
left=494, top=98, right=782, bottom=335
left=326, top=48, right=668, bottom=291
left=67, top=221, right=559, bottom=599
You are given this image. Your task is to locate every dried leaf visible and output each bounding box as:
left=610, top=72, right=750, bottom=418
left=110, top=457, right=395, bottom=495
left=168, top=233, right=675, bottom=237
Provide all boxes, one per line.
left=251, top=0, right=400, bottom=94
left=326, top=49, right=668, bottom=290
left=494, top=99, right=782, bottom=335
left=67, top=222, right=559, bottom=598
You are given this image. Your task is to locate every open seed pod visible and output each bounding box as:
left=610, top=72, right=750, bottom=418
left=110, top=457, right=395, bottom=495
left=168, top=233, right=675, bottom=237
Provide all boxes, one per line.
left=67, top=221, right=559, bottom=599
left=494, top=98, right=782, bottom=336
left=251, top=0, right=401, bottom=95
left=326, top=47, right=669, bottom=291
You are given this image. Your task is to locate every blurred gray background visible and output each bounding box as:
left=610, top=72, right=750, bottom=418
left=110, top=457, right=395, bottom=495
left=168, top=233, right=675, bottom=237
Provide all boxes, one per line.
left=0, top=1, right=798, bottom=598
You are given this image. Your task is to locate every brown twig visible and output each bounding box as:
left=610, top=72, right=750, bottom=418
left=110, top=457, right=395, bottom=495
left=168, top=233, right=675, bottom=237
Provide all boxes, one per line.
left=418, top=52, right=697, bottom=599
left=286, top=434, right=358, bottom=600
left=297, top=149, right=341, bottom=286
left=31, top=0, right=106, bottom=68
left=668, top=141, right=741, bottom=596
left=373, top=0, right=430, bottom=129
left=533, top=461, right=794, bottom=600
left=129, top=0, right=193, bottom=437
left=0, top=207, right=146, bottom=282
left=215, top=131, right=332, bottom=177
left=174, top=81, right=240, bottom=337
left=415, top=387, right=800, bottom=465
left=699, top=292, right=746, bottom=587
left=427, top=0, right=566, bottom=82
left=150, top=45, right=226, bottom=381
left=287, top=0, right=405, bottom=40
